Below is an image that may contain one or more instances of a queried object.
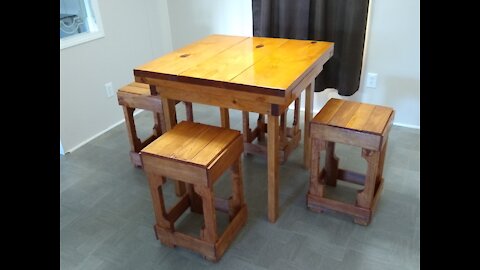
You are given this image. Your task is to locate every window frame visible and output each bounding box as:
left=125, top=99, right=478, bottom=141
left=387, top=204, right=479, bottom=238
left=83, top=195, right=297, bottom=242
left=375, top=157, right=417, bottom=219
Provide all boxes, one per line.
left=60, top=0, right=105, bottom=50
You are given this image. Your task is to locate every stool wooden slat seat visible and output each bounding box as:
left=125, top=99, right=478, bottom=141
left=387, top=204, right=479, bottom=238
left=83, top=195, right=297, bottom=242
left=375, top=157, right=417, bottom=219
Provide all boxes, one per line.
left=307, top=98, right=394, bottom=225
left=141, top=121, right=247, bottom=261
left=117, top=82, right=194, bottom=167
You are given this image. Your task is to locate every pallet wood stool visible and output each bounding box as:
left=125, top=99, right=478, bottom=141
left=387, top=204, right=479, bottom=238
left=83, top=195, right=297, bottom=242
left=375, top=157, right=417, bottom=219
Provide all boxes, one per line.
left=140, top=121, right=248, bottom=261
left=242, top=97, right=301, bottom=164
left=307, top=98, right=394, bottom=225
left=117, top=82, right=194, bottom=167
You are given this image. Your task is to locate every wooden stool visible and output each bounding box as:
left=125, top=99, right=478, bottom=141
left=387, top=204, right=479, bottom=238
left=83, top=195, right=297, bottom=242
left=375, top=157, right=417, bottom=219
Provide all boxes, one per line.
left=117, top=82, right=194, bottom=167
left=242, top=97, right=301, bottom=164
left=307, top=98, right=394, bottom=225
left=141, top=121, right=247, bottom=261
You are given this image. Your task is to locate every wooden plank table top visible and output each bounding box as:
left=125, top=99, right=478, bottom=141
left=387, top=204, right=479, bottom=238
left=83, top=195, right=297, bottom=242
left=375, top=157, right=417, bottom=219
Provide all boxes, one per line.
left=134, top=34, right=334, bottom=223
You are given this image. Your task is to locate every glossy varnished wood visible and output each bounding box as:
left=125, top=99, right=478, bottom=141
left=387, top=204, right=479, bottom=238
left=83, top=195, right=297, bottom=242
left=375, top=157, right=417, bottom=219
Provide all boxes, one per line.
left=141, top=121, right=247, bottom=261
left=142, top=121, right=240, bottom=168
left=134, top=35, right=334, bottom=97
left=117, top=82, right=194, bottom=168
left=312, top=98, right=394, bottom=135
left=134, top=34, right=334, bottom=223
left=308, top=99, right=394, bottom=225
left=135, top=35, right=247, bottom=79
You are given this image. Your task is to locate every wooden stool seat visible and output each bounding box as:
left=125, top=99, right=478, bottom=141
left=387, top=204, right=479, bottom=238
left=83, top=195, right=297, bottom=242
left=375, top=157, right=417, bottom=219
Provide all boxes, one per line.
left=141, top=121, right=247, bottom=261
left=117, top=82, right=193, bottom=167
left=307, top=98, right=394, bottom=225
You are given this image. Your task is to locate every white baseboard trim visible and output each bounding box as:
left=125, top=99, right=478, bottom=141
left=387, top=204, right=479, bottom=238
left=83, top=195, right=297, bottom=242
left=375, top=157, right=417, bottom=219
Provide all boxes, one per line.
left=290, top=106, right=420, bottom=130
left=64, top=108, right=419, bottom=154
left=392, top=122, right=420, bottom=130
left=64, top=109, right=144, bottom=154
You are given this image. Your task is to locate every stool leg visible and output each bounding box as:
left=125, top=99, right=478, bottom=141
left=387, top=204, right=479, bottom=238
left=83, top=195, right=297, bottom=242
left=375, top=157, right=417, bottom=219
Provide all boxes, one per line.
left=229, top=158, right=245, bottom=219
left=145, top=173, right=175, bottom=246
left=325, top=142, right=339, bottom=186
left=308, top=139, right=326, bottom=198
left=377, top=138, right=388, bottom=187
left=257, top=114, right=266, bottom=142
left=355, top=149, right=380, bottom=225
left=293, top=97, right=300, bottom=135
left=162, top=97, right=186, bottom=197
left=304, top=81, right=314, bottom=169
left=280, top=111, right=287, bottom=148
left=122, top=106, right=142, bottom=153
left=184, top=102, right=194, bottom=122
left=220, top=108, right=230, bottom=128
left=242, top=111, right=250, bottom=143
left=195, top=186, right=218, bottom=244
left=153, top=112, right=166, bottom=137
left=187, top=183, right=203, bottom=214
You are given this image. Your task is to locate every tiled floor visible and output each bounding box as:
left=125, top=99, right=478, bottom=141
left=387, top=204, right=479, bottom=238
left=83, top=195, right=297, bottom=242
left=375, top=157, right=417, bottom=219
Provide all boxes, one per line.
left=60, top=103, right=420, bottom=270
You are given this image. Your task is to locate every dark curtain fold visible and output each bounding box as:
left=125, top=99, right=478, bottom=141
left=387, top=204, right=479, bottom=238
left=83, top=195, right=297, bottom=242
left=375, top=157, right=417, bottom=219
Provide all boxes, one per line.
left=252, top=0, right=369, bottom=96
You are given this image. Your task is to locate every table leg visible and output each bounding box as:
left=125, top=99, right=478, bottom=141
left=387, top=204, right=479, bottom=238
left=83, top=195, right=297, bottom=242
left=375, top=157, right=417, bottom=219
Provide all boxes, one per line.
left=161, top=97, right=178, bottom=130
left=267, top=114, right=279, bottom=223
left=304, top=80, right=315, bottom=169
left=220, top=107, right=230, bottom=128
left=161, top=97, right=186, bottom=196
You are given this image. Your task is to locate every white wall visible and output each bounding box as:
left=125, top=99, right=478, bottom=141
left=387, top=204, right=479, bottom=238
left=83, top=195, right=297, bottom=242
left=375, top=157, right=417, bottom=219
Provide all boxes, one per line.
left=60, top=0, right=173, bottom=152
left=166, top=0, right=419, bottom=127
left=60, top=0, right=419, bottom=152
left=347, top=0, right=420, bottom=128
left=60, top=140, right=65, bottom=155
left=167, top=0, right=252, bottom=49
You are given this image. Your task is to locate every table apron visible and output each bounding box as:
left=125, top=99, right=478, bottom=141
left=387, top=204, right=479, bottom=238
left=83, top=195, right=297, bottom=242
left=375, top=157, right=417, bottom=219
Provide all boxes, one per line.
left=137, top=78, right=294, bottom=115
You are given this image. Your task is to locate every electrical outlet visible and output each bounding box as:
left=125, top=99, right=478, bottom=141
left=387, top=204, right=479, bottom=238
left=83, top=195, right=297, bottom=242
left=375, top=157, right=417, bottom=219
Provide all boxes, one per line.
left=366, top=73, right=378, bottom=88
left=105, top=82, right=114, bottom=97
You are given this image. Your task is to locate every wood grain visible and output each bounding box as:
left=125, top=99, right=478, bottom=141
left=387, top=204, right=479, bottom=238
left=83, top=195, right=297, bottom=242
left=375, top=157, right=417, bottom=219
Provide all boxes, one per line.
left=180, top=37, right=288, bottom=82
left=135, top=35, right=247, bottom=77
left=308, top=99, right=394, bottom=226
left=141, top=120, right=247, bottom=261
left=313, top=98, right=394, bottom=135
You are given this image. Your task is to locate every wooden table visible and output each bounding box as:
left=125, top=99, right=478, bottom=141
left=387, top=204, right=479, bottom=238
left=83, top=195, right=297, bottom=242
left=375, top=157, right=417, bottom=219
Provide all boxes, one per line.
left=134, top=34, right=334, bottom=223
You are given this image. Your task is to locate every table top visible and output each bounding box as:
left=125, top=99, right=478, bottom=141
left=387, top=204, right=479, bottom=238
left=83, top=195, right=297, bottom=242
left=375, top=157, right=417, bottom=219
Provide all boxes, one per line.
left=134, top=34, right=334, bottom=97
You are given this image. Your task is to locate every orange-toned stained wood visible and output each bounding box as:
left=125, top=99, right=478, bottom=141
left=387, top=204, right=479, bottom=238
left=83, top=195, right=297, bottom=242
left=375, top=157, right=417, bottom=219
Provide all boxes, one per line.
left=135, top=35, right=247, bottom=77
left=118, top=82, right=151, bottom=95
left=345, top=103, right=376, bottom=131
left=363, top=106, right=394, bottom=134
left=327, top=102, right=361, bottom=128
left=312, top=98, right=345, bottom=124
left=313, top=99, right=394, bottom=135
left=231, top=39, right=333, bottom=91
left=142, top=121, right=241, bottom=168
left=180, top=37, right=288, bottom=82
left=142, top=122, right=208, bottom=158
left=135, top=34, right=333, bottom=96
left=191, top=129, right=241, bottom=167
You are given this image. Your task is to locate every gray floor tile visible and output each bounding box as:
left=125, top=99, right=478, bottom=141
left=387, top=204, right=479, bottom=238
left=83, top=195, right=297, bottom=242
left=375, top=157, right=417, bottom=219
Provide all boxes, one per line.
left=60, top=105, right=420, bottom=269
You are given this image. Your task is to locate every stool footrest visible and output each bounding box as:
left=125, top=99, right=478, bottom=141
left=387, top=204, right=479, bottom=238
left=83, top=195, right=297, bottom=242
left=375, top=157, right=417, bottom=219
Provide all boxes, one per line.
left=214, top=205, right=247, bottom=260
left=153, top=205, right=247, bottom=262
left=243, top=129, right=301, bottom=164
left=337, top=169, right=365, bottom=185
left=214, top=197, right=230, bottom=213
left=166, top=194, right=190, bottom=223
left=307, top=193, right=371, bottom=219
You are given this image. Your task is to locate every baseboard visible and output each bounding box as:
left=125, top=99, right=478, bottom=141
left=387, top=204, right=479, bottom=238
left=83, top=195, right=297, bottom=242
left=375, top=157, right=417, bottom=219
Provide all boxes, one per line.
left=64, top=109, right=144, bottom=154
left=292, top=106, right=420, bottom=130
left=392, top=122, right=420, bottom=130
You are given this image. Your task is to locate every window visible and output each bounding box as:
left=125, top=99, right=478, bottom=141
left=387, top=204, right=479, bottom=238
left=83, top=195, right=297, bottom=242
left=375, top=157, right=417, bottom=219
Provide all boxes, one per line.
left=60, top=0, right=104, bottom=50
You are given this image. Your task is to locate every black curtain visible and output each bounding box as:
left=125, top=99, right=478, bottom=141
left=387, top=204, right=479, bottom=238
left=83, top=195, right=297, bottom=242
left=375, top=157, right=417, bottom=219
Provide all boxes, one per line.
left=252, top=0, right=369, bottom=96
